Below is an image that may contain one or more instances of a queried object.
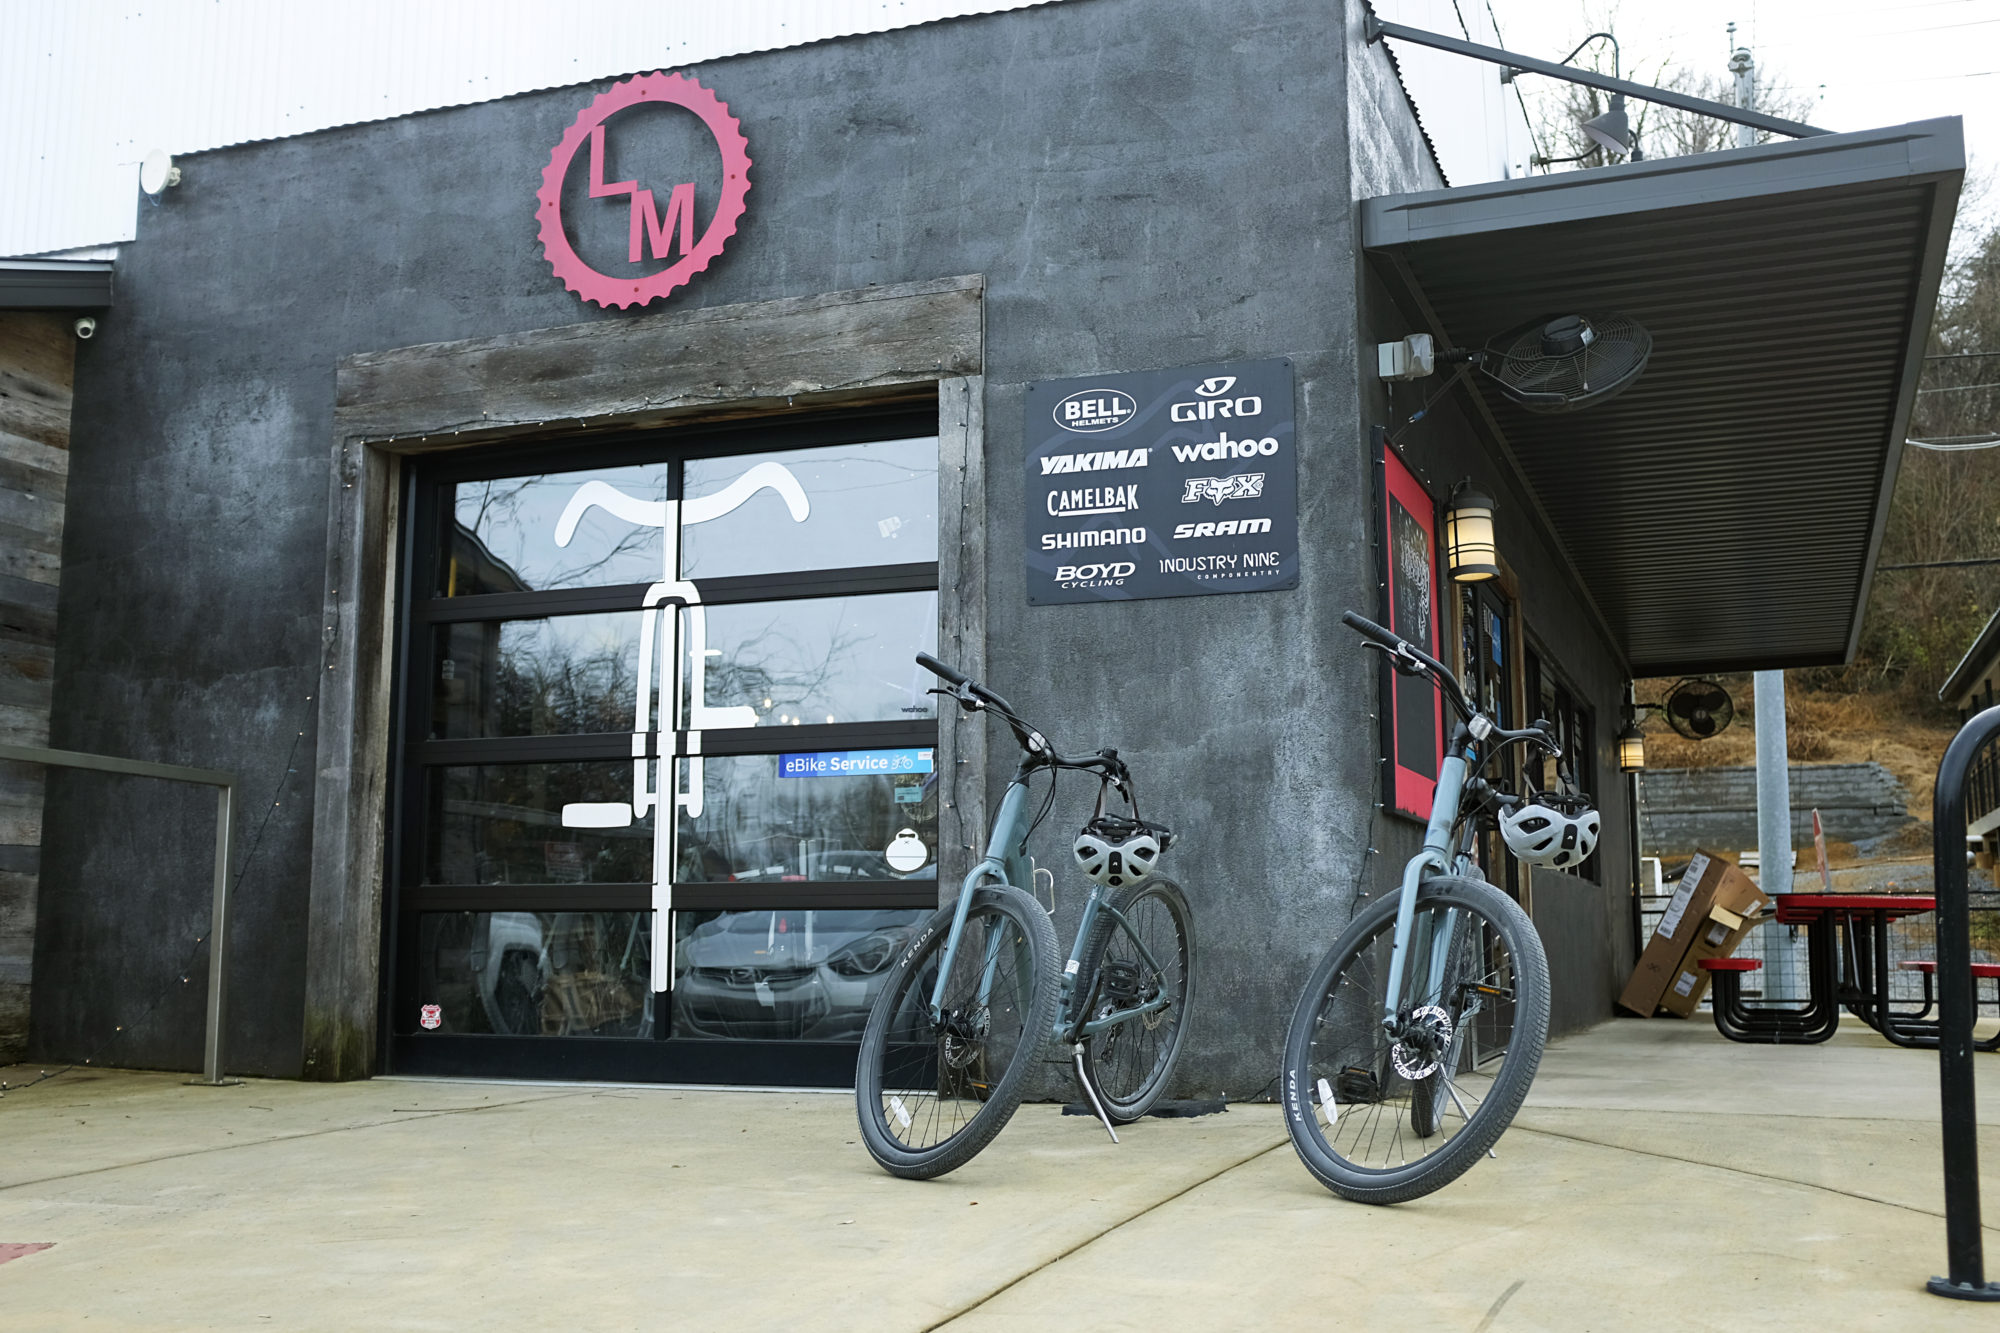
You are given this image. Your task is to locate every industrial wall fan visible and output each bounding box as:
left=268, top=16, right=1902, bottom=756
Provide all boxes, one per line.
left=1656, top=678, right=1734, bottom=739
left=1380, top=311, right=1653, bottom=414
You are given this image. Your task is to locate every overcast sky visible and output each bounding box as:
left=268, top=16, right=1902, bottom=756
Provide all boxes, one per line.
left=1487, top=0, right=2000, bottom=235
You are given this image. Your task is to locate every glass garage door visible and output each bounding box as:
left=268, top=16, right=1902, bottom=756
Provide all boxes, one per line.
left=386, top=409, right=944, bottom=1084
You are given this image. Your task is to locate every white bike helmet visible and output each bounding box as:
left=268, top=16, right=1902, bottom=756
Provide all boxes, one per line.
left=1498, top=796, right=1600, bottom=870
left=1073, top=813, right=1166, bottom=889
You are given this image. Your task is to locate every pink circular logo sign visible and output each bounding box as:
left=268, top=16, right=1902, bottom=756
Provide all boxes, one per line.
left=535, top=72, right=752, bottom=310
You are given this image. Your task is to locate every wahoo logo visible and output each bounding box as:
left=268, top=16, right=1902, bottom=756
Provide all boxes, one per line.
left=1172, top=518, right=1274, bottom=539
left=1042, top=525, right=1147, bottom=551
left=1171, top=433, right=1280, bottom=462
left=1055, top=389, right=1138, bottom=433
left=1041, top=448, right=1152, bottom=475
left=1048, top=484, right=1140, bottom=518
left=1181, top=474, right=1266, bottom=505
left=1170, top=377, right=1265, bottom=422
left=1054, top=562, right=1136, bottom=586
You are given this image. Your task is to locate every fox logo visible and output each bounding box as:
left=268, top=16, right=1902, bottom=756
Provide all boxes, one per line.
left=1181, top=473, right=1266, bottom=505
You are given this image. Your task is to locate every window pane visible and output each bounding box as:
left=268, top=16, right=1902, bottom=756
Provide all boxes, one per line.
left=680, top=437, right=938, bottom=578
left=432, top=613, right=640, bottom=739
left=413, top=911, right=652, bottom=1037
left=672, top=908, right=927, bottom=1040
left=427, top=761, right=652, bottom=885
left=675, top=752, right=939, bottom=884
left=437, top=463, right=672, bottom=595
left=694, top=592, right=939, bottom=727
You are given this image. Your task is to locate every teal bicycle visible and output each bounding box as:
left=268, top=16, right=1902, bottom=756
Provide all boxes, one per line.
left=855, top=653, right=1196, bottom=1178
left=1282, top=611, right=1589, bottom=1204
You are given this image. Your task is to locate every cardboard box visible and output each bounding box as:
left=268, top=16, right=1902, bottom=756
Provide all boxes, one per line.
left=1619, top=851, right=1772, bottom=1017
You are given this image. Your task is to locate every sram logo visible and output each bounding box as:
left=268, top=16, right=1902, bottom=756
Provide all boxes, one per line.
left=1172, top=432, right=1279, bottom=462
left=1173, top=518, right=1274, bottom=539
left=1054, top=562, right=1136, bottom=585
left=1181, top=473, right=1266, bottom=505
left=1170, top=375, right=1264, bottom=422
left=1041, top=448, right=1151, bottom=475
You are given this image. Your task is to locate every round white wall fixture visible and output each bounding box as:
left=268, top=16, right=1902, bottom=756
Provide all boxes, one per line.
left=139, top=150, right=182, bottom=196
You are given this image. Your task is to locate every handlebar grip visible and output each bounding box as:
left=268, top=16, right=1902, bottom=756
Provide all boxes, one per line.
left=915, top=652, right=970, bottom=687
left=1341, top=610, right=1403, bottom=651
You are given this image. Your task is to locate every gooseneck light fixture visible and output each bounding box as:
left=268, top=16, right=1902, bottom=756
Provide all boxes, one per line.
left=1444, top=484, right=1499, bottom=583
left=1522, top=31, right=1642, bottom=167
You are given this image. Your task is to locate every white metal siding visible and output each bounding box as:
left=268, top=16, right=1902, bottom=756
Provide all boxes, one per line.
left=2, top=0, right=1071, bottom=259
left=1372, top=0, right=1537, bottom=187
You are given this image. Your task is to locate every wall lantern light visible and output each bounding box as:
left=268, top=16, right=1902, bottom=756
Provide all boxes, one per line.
left=1444, top=485, right=1499, bottom=582
left=1617, top=721, right=1646, bottom=773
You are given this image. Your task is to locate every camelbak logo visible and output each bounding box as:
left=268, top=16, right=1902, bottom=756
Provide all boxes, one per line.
left=1054, top=562, right=1136, bottom=586
left=1048, top=484, right=1140, bottom=518
left=1171, top=433, right=1280, bottom=462
left=1182, top=474, right=1266, bottom=505
left=1041, top=448, right=1151, bottom=475
left=1055, top=389, right=1138, bottom=433
left=1172, top=518, right=1274, bottom=539
left=1042, top=525, right=1147, bottom=551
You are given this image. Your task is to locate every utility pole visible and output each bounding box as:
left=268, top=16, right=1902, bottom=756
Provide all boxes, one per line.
left=1728, top=26, right=1757, bottom=149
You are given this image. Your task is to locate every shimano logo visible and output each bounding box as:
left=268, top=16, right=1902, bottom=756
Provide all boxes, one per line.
left=1172, top=432, right=1279, bottom=462
left=1055, top=389, right=1138, bottom=433
left=1041, top=448, right=1151, bottom=475
left=1170, top=377, right=1264, bottom=423
left=1042, top=525, right=1147, bottom=551
left=1181, top=473, right=1266, bottom=505
left=1172, top=518, right=1273, bottom=539
left=1054, top=562, right=1135, bottom=588
left=1047, top=484, right=1140, bottom=518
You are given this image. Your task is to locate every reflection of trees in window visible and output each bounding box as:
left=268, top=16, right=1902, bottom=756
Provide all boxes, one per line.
left=450, top=477, right=661, bottom=591
left=493, top=624, right=635, bottom=736
left=699, top=614, right=870, bottom=725
left=672, top=766, right=936, bottom=882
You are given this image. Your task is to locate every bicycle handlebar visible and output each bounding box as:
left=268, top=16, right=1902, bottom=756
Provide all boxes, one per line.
left=1342, top=610, right=1474, bottom=718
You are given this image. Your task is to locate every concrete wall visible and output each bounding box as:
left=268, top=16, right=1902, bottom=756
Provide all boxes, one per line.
left=35, top=0, right=1628, bottom=1082
left=0, top=312, right=71, bottom=1063
left=1639, top=763, right=1915, bottom=856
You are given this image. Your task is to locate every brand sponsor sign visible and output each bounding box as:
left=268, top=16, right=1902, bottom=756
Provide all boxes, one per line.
left=778, top=749, right=934, bottom=778
left=1024, top=360, right=1297, bottom=604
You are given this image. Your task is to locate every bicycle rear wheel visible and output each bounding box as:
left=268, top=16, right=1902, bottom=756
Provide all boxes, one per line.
left=1073, top=876, right=1196, bottom=1122
left=1282, top=875, right=1548, bottom=1204
left=855, top=884, right=1060, bottom=1178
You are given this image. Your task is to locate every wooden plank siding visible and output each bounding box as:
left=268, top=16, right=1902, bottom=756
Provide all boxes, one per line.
left=0, top=311, right=71, bottom=1060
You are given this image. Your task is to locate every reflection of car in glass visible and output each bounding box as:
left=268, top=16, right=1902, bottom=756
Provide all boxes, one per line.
left=673, top=908, right=922, bottom=1040
left=467, top=912, right=652, bottom=1037
left=722, top=846, right=937, bottom=883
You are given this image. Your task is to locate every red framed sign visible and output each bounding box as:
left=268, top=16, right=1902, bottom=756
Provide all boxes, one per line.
left=1380, top=441, right=1444, bottom=820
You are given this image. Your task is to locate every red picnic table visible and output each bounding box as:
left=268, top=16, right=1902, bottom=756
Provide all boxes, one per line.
left=1699, top=894, right=1941, bottom=1046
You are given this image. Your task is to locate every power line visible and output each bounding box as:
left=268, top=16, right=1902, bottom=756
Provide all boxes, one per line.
left=1879, top=558, right=2000, bottom=571
left=1928, top=351, right=2000, bottom=361
left=1918, top=380, right=2000, bottom=393
left=1910, top=435, right=2000, bottom=451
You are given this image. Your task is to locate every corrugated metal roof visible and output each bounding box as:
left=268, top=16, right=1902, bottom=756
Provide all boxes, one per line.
left=1363, top=119, right=1964, bottom=676
left=1, top=0, right=1070, bottom=258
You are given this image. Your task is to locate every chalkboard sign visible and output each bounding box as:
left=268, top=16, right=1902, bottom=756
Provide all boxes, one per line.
left=1023, top=360, right=1298, bottom=605
left=1381, top=443, right=1442, bottom=820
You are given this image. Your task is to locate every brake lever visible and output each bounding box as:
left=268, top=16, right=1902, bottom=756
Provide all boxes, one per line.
left=1361, top=639, right=1426, bottom=677
left=926, top=684, right=982, bottom=712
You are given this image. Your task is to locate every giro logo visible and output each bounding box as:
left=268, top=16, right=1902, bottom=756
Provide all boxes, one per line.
left=1055, top=562, right=1136, bottom=586
left=1055, top=389, right=1138, bottom=433
left=1172, top=433, right=1280, bottom=462
left=1182, top=474, right=1266, bottom=505
left=1171, top=375, right=1264, bottom=422
left=536, top=72, right=752, bottom=310
left=1041, top=448, right=1151, bottom=475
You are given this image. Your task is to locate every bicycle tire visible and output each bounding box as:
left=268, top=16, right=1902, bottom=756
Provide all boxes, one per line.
left=1073, top=876, right=1196, bottom=1123
left=1281, top=875, right=1548, bottom=1204
left=855, top=883, right=1060, bottom=1178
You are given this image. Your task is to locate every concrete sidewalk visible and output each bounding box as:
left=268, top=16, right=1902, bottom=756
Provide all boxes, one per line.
left=2, top=1019, right=1997, bottom=1330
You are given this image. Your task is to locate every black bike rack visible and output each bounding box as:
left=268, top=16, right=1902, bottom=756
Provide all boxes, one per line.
left=1926, top=705, right=2000, bottom=1302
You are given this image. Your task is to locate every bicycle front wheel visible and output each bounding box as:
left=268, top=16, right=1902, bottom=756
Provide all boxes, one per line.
left=1282, top=874, right=1548, bottom=1204
left=855, top=884, right=1060, bottom=1179
left=1074, top=876, right=1196, bottom=1122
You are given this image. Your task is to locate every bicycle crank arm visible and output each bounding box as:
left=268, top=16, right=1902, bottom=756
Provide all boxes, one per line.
left=1072, top=1043, right=1120, bottom=1143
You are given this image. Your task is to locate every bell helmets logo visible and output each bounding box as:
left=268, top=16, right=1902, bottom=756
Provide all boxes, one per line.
left=1182, top=473, right=1266, bottom=505
left=1171, top=374, right=1264, bottom=422
left=1055, top=389, right=1137, bottom=433
left=536, top=73, right=752, bottom=310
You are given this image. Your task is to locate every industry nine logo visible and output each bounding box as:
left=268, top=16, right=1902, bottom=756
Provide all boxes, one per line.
left=1047, top=484, right=1140, bottom=518
left=1055, top=389, right=1138, bottom=433
left=1170, top=375, right=1265, bottom=422
left=1181, top=474, right=1266, bottom=505
left=1041, top=448, right=1152, bottom=475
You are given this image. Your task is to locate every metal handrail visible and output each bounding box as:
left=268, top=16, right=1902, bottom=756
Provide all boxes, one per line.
left=1927, top=708, right=2000, bottom=1301
left=0, top=743, right=236, bottom=1086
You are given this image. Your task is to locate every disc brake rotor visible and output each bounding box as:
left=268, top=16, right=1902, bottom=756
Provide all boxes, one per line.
left=1391, top=1004, right=1454, bottom=1081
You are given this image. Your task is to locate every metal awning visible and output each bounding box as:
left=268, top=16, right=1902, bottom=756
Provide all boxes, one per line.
left=0, top=258, right=114, bottom=310
left=1363, top=119, right=1963, bottom=677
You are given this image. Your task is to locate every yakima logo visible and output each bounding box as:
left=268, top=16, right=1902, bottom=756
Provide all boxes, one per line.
left=1042, top=525, right=1147, bottom=551
left=1055, top=562, right=1136, bottom=587
left=1048, top=484, right=1140, bottom=518
left=1172, top=432, right=1280, bottom=462
left=1173, top=518, right=1274, bottom=539
left=1170, top=375, right=1264, bottom=422
left=1041, top=448, right=1151, bottom=475
left=1055, top=390, right=1138, bottom=433
left=1182, top=474, right=1266, bottom=505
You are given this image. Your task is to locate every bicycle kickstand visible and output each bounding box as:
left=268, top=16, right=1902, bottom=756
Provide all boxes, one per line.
left=1072, top=1043, right=1120, bottom=1143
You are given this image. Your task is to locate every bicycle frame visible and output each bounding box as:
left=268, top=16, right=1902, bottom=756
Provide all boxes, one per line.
left=1379, top=742, right=1478, bottom=1031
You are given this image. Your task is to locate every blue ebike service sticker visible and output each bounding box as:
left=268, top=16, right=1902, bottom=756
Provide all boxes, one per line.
left=778, top=749, right=935, bottom=778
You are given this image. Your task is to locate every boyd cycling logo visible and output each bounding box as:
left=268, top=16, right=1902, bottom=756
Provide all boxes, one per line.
left=1042, top=525, right=1147, bottom=552
left=1054, top=561, right=1136, bottom=589
left=1171, top=432, right=1280, bottom=462
left=1181, top=473, right=1266, bottom=506
left=1047, top=484, right=1140, bottom=518
left=1055, top=389, right=1138, bottom=434
left=1170, top=375, right=1265, bottom=423
left=1172, top=518, right=1274, bottom=539
left=1040, top=447, right=1151, bottom=475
